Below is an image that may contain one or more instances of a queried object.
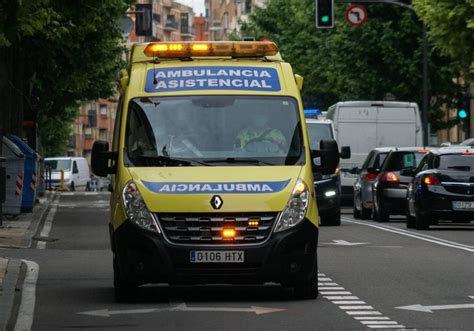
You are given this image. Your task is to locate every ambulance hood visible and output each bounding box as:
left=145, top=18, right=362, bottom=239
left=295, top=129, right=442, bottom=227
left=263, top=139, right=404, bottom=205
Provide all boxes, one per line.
left=127, top=166, right=304, bottom=213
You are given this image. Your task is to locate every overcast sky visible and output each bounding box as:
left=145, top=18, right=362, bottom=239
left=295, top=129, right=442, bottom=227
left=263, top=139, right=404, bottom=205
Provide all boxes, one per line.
left=177, top=0, right=205, bottom=16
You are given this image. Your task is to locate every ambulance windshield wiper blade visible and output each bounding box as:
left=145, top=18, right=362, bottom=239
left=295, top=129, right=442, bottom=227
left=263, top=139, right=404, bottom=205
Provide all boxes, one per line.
left=134, top=155, right=210, bottom=166
left=203, top=158, right=274, bottom=165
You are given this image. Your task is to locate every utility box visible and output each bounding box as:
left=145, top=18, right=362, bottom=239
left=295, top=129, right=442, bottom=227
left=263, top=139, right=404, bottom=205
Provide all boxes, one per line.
left=1, top=137, right=25, bottom=216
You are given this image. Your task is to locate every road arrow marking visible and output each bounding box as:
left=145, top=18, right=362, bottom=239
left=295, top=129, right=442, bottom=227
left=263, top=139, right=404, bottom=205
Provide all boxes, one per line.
left=171, top=303, right=285, bottom=315
left=323, top=240, right=369, bottom=246
left=396, top=297, right=474, bottom=313
left=78, top=303, right=285, bottom=317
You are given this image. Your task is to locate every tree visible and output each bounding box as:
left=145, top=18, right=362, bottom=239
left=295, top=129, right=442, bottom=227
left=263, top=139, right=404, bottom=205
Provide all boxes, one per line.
left=412, top=0, right=474, bottom=76
left=0, top=0, right=128, bottom=156
left=241, top=0, right=463, bottom=130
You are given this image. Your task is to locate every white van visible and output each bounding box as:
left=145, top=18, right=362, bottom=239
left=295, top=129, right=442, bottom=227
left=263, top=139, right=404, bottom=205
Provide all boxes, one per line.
left=44, top=157, right=90, bottom=191
left=326, top=101, right=423, bottom=198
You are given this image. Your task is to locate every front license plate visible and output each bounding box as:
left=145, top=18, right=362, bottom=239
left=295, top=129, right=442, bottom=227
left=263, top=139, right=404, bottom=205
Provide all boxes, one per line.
left=190, top=251, right=244, bottom=263
left=452, top=201, right=474, bottom=210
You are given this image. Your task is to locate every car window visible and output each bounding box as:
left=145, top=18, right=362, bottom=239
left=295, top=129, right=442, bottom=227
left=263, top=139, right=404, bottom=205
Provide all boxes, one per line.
left=435, top=154, right=473, bottom=170
left=306, top=122, right=334, bottom=149
left=371, top=152, right=388, bottom=169
left=73, top=161, right=79, bottom=174
left=383, top=151, right=426, bottom=171
left=362, top=151, right=375, bottom=170
left=416, top=153, right=432, bottom=172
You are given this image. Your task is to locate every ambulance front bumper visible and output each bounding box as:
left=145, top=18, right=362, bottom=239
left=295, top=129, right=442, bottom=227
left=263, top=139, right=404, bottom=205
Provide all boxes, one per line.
left=112, top=218, right=318, bottom=286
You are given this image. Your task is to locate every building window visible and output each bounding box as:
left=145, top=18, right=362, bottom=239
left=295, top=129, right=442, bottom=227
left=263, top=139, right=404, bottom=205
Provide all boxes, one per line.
left=153, top=12, right=161, bottom=23
left=84, top=127, right=92, bottom=139
left=87, top=109, right=97, bottom=127
left=181, top=13, right=189, bottom=33
left=223, top=12, right=229, bottom=29
left=99, top=129, right=108, bottom=141
left=99, top=104, right=107, bottom=117
left=245, top=0, right=252, bottom=14
left=166, top=15, right=178, bottom=29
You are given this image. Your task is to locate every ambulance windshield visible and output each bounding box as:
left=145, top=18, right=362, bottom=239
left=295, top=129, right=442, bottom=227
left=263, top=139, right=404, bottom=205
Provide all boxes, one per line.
left=125, top=96, right=304, bottom=166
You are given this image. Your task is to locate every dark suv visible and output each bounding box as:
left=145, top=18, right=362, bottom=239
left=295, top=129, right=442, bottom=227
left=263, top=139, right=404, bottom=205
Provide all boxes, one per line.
left=372, top=148, right=430, bottom=222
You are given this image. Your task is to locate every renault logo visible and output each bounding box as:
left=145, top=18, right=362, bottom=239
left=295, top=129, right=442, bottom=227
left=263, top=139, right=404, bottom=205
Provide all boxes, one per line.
left=210, top=195, right=223, bottom=210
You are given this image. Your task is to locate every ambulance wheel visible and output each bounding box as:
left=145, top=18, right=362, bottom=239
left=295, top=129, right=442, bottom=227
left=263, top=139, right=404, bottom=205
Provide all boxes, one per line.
left=113, top=257, right=138, bottom=302
left=294, top=276, right=319, bottom=300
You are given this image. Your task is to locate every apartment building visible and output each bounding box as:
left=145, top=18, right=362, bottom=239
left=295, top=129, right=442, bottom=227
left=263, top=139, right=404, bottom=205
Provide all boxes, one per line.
left=205, top=0, right=266, bottom=40
left=68, top=100, right=116, bottom=164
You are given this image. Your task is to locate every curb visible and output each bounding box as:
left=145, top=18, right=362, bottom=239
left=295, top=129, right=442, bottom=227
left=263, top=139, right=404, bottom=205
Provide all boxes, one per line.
left=0, top=259, right=22, bottom=331
left=22, top=191, right=57, bottom=248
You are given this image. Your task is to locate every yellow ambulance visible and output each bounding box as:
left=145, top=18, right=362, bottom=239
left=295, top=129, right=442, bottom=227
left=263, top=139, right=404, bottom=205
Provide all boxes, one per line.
left=91, top=41, right=340, bottom=301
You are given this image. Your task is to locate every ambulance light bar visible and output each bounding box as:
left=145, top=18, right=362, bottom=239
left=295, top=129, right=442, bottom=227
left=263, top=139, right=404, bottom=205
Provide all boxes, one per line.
left=143, top=41, right=279, bottom=58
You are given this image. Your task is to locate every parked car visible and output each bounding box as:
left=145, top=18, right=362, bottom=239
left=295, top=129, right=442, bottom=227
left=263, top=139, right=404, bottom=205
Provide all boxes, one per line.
left=371, top=148, right=431, bottom=222
left=352, top=147, right=393, bottom=219
left=44, top=157, right=90, bottom=191
left=460, top=138, right=474, bottom=147
left=326, top=101, right=423, bottom=199
left=306, top=116, right=350, bottom=226
left=406, top=147, right=474, bottom=230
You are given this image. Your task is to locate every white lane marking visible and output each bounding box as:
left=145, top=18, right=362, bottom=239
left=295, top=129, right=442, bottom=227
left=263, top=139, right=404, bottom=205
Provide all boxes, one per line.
left=339, top=305, right=374, bottom=310
left=355, top=317, right=390, bottom=320
left=318, top=277, right=332, bottom=281
left=318, top=282, right=338, bottom=286
left=361, top=321, right=399, bottom=325
left=342, top=218, right=474, bottom=252
left=319, top=273, right=403, bottom=329
left=322, top=240, right=369, bottom=246
left=14, top=260, right=39, bottom=331
left=367, top=325, right=405, bottom=329
left=346, top=311, right=382, bottom=315
left=37, top=195, right=60, bottom=249
left=318, top=287, right=345, bottom=290
left=324, top=296, right=359, bottom=300
left=61, top=192, right=73, bottom=196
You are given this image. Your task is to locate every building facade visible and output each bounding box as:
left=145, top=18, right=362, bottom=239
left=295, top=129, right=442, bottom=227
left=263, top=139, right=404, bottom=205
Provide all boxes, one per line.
left=204, top=0, right=266, bottom=41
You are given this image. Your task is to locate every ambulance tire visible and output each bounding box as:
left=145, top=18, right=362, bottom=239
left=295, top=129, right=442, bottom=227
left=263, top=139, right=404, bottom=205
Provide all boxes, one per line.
left=320, top=212, right=341, bottom=226
left=294, top=275, right=319, bottom=300
left=113, top=257, right=138, bottom=302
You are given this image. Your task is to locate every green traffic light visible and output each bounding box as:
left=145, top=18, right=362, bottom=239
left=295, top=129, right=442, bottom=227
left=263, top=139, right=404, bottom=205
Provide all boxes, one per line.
left=458, top=109, right=467, bottom=119
left=321, top=15, right=330, bottom=23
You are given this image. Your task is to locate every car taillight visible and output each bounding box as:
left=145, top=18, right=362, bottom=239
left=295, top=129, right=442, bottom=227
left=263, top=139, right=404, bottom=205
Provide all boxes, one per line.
left=381, top=172, right=400, bottom=183
left=365, top=172, right=378, bottom=181
left=423, top=174, right=440, bottom=186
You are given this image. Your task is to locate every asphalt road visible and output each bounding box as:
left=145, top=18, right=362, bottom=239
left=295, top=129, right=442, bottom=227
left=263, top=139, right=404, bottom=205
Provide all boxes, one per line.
left=3, top=192, right=474, bottom=330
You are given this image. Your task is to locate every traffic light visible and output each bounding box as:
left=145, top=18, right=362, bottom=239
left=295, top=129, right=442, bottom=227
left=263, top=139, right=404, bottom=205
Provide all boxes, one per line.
left=316, top=0, right=334, bottom=28
left=456, top=93, right=470, bottom=122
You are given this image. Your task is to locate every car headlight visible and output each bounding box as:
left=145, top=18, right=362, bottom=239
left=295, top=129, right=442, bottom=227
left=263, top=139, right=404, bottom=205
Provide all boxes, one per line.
left=122, top=181, right=160, bottom=233
left=274, top=179, right=309, bottom=232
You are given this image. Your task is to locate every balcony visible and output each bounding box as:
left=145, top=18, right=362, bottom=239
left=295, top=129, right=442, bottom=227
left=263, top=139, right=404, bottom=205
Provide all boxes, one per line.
left=180, top=26, right=195, bottom=38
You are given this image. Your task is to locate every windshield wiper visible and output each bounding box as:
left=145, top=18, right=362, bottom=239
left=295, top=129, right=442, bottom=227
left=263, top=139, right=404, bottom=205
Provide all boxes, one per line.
left=203, top=157, right=275, bottom=165
left=447, top=165, right=471, bottom=171
left=132, top=155, right=209, bottom=166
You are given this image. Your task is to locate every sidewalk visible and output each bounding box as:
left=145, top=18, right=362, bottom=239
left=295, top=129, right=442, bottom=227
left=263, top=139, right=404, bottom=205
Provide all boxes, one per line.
left=0, top=192, right=56, bottom=330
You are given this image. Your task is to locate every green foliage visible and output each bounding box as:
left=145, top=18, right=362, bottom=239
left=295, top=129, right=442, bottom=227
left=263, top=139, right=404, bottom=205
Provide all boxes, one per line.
left=40, top=107, right=77, bottom=157
left=0, top=0, right=128, bottom=155
left=413, top=0, right=474, bottom=76
left=241, top=0, right=463, bottom=129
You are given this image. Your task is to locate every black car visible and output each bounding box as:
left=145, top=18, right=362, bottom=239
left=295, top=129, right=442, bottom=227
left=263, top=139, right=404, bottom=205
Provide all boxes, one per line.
left=372, top=148, right=430, bottom=222
left=406, top=147, right=474, bottom=230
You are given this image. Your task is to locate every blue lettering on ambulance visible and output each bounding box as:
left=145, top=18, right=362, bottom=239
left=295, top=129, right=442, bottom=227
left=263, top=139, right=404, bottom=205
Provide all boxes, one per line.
left=141, top=180, right=290, bottom=194
left=145, top=66, right=281, bottom=92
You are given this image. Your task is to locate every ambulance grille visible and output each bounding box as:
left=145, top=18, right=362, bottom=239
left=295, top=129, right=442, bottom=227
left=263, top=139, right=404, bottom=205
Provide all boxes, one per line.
left=156, top=213, right=278, bottom=246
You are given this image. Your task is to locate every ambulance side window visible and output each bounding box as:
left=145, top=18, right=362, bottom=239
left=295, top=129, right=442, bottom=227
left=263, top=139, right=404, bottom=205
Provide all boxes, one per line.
left=126, top=103, right=157, bottom=158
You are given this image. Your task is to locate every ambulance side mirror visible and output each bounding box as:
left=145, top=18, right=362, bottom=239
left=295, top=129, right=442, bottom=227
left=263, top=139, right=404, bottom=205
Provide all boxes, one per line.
left=295, top=74, right=304, bottom=91
left=91, top=141, right=116, bottom=177
left=312, top=139, right=340, bottom=175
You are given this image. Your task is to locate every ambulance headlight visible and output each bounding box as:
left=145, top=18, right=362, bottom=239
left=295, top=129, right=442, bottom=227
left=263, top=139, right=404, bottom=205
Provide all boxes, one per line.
left=274, top=179, right=309, bottom=232
left=122, top=181, right=160, bottom=233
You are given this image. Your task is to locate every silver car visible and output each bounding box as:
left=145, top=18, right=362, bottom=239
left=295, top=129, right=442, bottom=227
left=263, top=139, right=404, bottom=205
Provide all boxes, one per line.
left=352, top=147, right=393, bottom=219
